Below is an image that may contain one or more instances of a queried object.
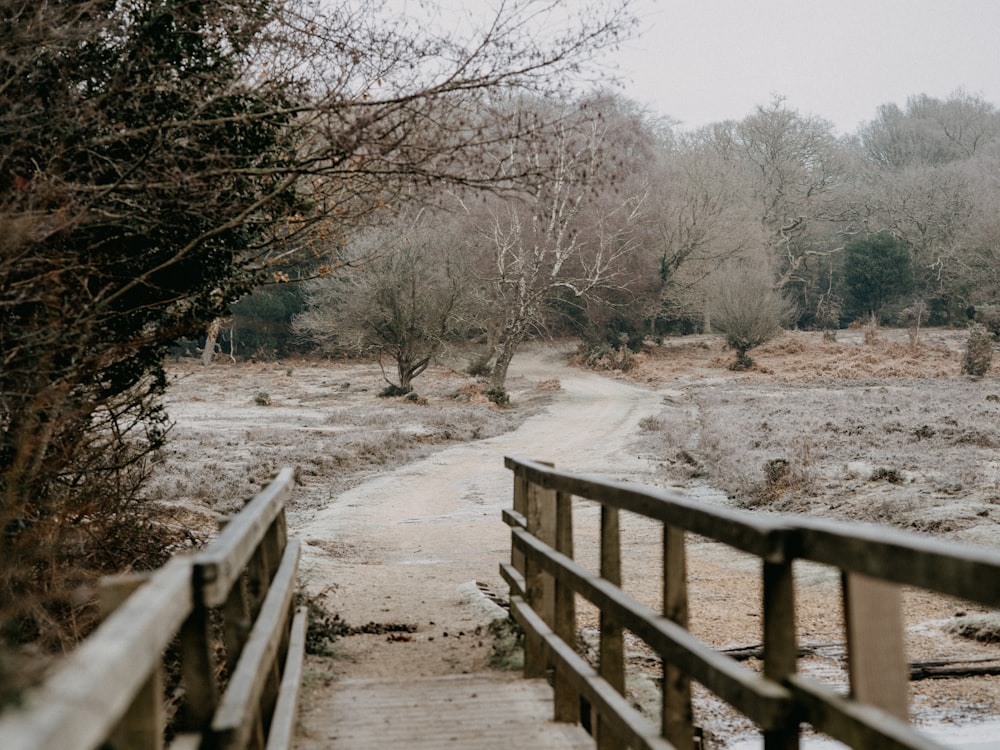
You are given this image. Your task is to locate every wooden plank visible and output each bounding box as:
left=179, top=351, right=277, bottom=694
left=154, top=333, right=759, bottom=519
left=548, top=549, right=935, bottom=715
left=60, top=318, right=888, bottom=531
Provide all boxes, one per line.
left=502, top=507, right=527, bottom=530
left=211, top=539, right=300, bottom=749
left=787, top=675, right=947, bottom=750
left=247, top=542, right=271, bottom=620
left=273, top=509, right=288, bottom=571
left=176, top=599, right=219, bottom=732
left=597, top=505, right=625, bottom=749
left=499, top=562, right=526, bottom=600
left=512, top=470, right=529, bottom=577
left=842, top=572, right=909, bottom=720
left=796, top=518, right=1000, bottom=607
left=553, top=490, right=578, bottom=723
left=662, top=525, right=694, bottom=750
left=99, top=573, right=165, bottom=750
left=763, top=560, right=800, bottom=750
left=0, top=557, right=193, bottom=750
left=215, top=513, right=250, bottom=672
left=512, top=529, right=793, bottom=729
left=528, top=474, right=557, bottom=632
left=265, top=607, right=308, bottom=750
left=511, top=597, right=673, bottom=750
left=222, top=572, right=251, bottom=672
left=303, top=672, right=594, bottom=750
left=599, top=505, right=624, bottom=691
left=506, top=456, right=792, bottom=561
left=523, top=467, right=555, bottom=679
left=196, top=468, right=294, bottom=607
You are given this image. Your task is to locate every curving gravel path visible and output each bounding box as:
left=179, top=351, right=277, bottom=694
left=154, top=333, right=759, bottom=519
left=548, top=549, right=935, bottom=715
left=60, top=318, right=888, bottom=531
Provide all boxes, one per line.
left=294, top=346, right=664, bottom=683
left=293, top=344, right=1000, bottom=749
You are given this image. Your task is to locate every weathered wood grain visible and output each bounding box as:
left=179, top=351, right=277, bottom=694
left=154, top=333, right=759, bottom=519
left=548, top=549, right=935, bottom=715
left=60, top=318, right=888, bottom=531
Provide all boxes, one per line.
left=212, top=539, right=301, bottom=749
left=265, top=607, right=308, bottom=750
left=296, top=673, right=595, bottom=750
left=0, top=557, right=192, bottom=750
left=196, top=467, right=294, bottom=608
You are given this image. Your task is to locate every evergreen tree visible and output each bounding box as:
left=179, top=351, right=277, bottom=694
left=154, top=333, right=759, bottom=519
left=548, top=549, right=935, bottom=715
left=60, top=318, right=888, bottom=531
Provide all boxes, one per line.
left=842, top=233, right=914, bottom=322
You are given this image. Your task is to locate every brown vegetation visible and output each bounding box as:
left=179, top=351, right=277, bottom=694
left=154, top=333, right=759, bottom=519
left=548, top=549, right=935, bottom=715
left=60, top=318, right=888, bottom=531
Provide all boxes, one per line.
left=627, top=329, right=1000, bottom=547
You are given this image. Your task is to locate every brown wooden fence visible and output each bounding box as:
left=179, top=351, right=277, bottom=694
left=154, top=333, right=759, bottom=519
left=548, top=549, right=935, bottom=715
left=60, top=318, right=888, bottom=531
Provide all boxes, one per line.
left=0, top=467, right=305, bottom=750
left=500, top=455, right=1000, bottom=750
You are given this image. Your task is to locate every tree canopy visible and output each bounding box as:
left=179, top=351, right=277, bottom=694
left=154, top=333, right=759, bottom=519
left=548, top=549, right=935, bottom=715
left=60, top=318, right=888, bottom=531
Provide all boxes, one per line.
left=0, top=0, right=636, bottom=659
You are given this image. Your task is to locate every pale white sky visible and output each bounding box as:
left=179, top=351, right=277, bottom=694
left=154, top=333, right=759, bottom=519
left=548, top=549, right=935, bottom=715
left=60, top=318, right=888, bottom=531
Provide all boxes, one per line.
left=608, top=0, right=1000, bottom=134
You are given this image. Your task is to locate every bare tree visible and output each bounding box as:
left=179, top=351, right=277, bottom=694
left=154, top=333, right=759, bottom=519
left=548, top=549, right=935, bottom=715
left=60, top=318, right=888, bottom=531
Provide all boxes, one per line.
left=468, top=95, right=652, bottom=391
left=647, top=128, right=764, bottom=331
left=699, top=98, right=846, bottom=320
left=859, top=91, right=1000, bottom=170
left=708, top=260, right=795, bottom=370
left=0, top=0, right=636, bottom=658
left=294, top=217, right=473, bottom=393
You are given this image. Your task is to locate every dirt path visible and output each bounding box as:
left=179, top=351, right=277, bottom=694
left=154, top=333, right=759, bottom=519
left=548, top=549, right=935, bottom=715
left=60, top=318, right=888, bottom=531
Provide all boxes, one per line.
left=295, top=347, right=664, bottom=690
left=293, top=343, right=1000, bottom=748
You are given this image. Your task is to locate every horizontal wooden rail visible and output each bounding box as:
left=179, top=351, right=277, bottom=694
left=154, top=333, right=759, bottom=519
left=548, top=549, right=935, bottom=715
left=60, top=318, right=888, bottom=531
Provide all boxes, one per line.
left=786, top=676, right=947, bottom=750
left=504, top=530, right=793, bottom=729
left=510, top=595, right=673, bottom=750
left=196, top=468, right=293, bottom=608
left=794, top=518, right=1000, bottom=608
left=212, top=539, right=301, bottom=749
left=503, top=455, right=998, bottom=750
left=508, top=456, right=792, bottom=562
left=265, top=607, right=308, bottom=750
left=0, top=468, right=305, bottom=750
left=0, top=557, right=193, bottom=750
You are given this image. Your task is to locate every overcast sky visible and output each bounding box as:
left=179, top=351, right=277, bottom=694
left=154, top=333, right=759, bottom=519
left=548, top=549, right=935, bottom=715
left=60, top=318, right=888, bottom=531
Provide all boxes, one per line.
left=609, top=0, right=1000, bottom=135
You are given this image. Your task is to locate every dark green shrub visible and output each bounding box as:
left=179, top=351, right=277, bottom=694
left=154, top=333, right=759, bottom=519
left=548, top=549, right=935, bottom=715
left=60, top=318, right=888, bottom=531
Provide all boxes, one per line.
left=975, top=305, right=1000, bottom=340
left=843, top=233, right=913, bottom=322
left=963, top=323, right=993, bottom=377
left=485, top=387, right=510, bottom=405
left=379, top=384, right=411, bottom=398
left=465, top=354, right=492, bottom=377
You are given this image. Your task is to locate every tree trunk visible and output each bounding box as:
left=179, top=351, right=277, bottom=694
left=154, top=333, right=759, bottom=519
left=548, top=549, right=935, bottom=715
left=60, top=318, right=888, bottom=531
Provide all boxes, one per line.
left=488, top=337, right=519, bottom=390
left=201, top=318, right=223, bottom=366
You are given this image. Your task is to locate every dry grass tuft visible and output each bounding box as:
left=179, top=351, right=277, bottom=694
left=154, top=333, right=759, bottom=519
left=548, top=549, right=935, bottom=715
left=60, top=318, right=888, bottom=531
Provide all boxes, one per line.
left=629, top=330, right=1000, bottom=534
left=145, top=359, right=550, bottom=522
left=948, top=613, right=1000, bottom=643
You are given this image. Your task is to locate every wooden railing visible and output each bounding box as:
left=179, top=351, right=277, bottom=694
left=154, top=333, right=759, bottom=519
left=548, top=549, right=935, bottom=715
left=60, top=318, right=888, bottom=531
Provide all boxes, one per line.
left=500, top=456, right=1000, bottom=750
left=0, top=468, right=306, bottom=750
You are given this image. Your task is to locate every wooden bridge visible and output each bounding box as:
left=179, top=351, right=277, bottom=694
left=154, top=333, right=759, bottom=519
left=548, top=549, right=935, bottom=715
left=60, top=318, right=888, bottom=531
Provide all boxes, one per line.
left=2, top=459, right=1000, bottom=749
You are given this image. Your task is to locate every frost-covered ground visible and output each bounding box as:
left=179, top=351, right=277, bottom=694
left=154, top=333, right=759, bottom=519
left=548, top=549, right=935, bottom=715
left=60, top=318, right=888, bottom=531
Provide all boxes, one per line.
left=148, top=331, right=1000, bottom=748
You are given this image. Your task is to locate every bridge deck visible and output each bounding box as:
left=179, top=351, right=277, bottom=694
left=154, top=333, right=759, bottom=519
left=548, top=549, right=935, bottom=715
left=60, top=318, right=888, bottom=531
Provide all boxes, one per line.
left=294, top=672, right=593, bottom=749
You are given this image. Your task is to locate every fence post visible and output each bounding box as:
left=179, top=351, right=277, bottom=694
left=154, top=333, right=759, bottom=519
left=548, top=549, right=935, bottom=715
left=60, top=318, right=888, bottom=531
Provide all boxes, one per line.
left=662, top=525, right=694, bottom=750
left=247, top=537, right=272, bottom=619
left=99, top=574, right=164, bottom=750
left=553, top=489, right=578, bottom=723
left=524, top=462, right=556, bottom=678
left=763, top=560, right=799, bottom=750
left=177, top=602, right=220, bottom=734
left=213, top=515, right=251, bottom=672
left=512, top=470, right=528, bottom=578
left=842, top=572, right=908, bottom=719
left=597, top=504, right=625, bottom=749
